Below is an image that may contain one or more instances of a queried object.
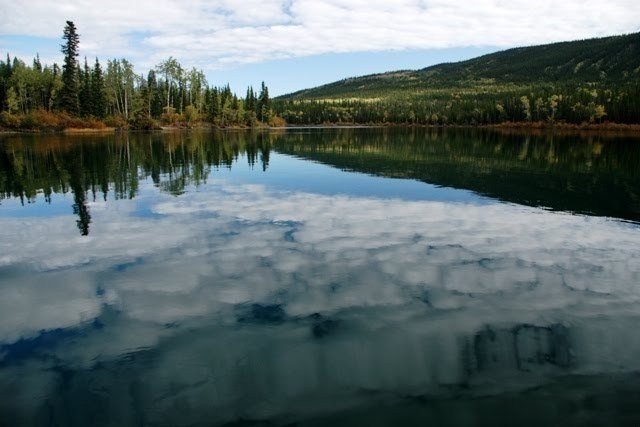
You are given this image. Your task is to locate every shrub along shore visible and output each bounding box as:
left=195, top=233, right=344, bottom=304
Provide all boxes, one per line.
left=0, top=109, right=285, bottom=132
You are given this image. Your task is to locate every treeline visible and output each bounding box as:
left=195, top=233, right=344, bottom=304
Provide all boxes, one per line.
left=275, top=32, right=640, bottom=127
left=3, top=128, right=639, bottom=235
left=3, top=21, right=639, bottom=130
left=274, top=82, right=640, bottom=126
left=0, top=21, right=281, bottom=131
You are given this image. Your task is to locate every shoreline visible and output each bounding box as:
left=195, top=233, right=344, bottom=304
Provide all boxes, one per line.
left=2, top=121, right=640, bottom=136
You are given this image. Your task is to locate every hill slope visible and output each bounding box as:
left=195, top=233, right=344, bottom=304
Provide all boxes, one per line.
left=280, top=32, right=640, bottom=101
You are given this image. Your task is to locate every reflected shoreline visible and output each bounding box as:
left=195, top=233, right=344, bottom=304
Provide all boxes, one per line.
left=2, top=128, right=639, bottom=229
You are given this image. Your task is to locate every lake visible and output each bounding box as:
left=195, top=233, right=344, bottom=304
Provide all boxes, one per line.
left=1, top=128, right=640, bottom=426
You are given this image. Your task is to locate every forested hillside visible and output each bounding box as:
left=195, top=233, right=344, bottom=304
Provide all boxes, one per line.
left=2, top=25, right=639, bottom=130
left=275, top=33, right=640, bottom=126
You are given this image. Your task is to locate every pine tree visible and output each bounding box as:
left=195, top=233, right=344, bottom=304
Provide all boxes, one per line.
left=257, top=82, right=270, bottom=122
left=33, top=54, right=42, bottom=72
left=59, top=21, right=80, bottom=114
left=146, top=70, right=163, bottom=117
left=1, top=55, right=14, bottom=112
left=209, top=87, right=220, bottom=122
left=0, top=56, right=10, bottom=111
left=91, top=58, right=106, bottom=118
left=244, top=86, right=257, bottom=125
left=79, top=57, right=92, bottom=116
left=245, top=86, right=256, bottom=113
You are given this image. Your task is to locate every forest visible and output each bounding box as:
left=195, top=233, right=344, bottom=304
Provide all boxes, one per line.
left=274, top=83, right=640, bottom=126
left=274, top=32, right=640, bottom=126
left=0, top=21, right=281, bottom=131
left=2, top=23, right=640, bottom=131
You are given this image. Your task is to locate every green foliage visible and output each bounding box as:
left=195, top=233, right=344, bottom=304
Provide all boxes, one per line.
left=0, top=111, right=21, bottom=128
left=184, top=104, right=199, bottom=123
left=256, top=81, right=271, bottom=122
left=0, top=21, right=278, bottom=129
left=78, top=57, right=92, bottom=116
left=91, top=58, right=107, bottom=118
left=276, top=32, right=640, bottom=125
left=129, top=110, right=159, bottom=130
left=104, top=114, right=128, bottom=129
left=5, top=87, right=18, bottom=113
left=59, top=20, right=80, bottom=114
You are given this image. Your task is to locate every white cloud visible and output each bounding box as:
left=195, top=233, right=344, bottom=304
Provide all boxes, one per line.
left=0, top=0, right=638, bottom=70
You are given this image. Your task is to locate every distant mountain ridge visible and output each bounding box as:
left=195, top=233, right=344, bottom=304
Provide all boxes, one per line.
left=279, top=32, right=640, bottom=100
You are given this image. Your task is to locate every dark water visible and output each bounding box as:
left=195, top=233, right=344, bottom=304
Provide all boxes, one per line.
left=1, top=128, right=639, bottom=426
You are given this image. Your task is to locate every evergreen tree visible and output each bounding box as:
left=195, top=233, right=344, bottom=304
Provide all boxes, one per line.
left=256, top=81, right=270, bottom=122
left=146, top=70, right=163, bottom=117
left=1, top=56, right=14, bottom=112
left=0, top=57, right=9, bottom=111
left=209, top=87, right=220, bottom=122
left=244, top=86, right=257, bottom=125
left=245, top=86, right=256, bottom=113
left=135, top=73, right=149, bottom=119
left=50, top=63, right=61, bottom=110
left=91, top=58, right=106, bottom=118
left=33, top=54, right=42, bottom=72
left=79, top=57, right=92, bottom=116
left=203, top=86, right=212, bottom=119
left=59, top=21, right=80, bottom=114
left=33, top=55, right=50, bottom=109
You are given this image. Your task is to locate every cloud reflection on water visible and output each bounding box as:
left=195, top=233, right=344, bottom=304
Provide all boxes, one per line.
left=1, top=180, right=640, bottom=424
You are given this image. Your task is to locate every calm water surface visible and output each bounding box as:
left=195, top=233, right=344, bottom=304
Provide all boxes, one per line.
left=1, top=128, right=640, bottom=426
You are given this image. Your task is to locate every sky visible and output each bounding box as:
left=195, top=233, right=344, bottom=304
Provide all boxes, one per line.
left=0, top=0, right=639, bottom=96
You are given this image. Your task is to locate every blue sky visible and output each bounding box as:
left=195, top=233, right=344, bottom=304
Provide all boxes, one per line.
left=1, top=0, right=638, bottom=96
left=206, top=47, right=498, bottom=96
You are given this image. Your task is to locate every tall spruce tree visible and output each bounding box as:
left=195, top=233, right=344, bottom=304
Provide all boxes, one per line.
left=33, top=54, right=42, bottom=72
left=79, top=57, right=92, bottom=116
left=91, top=58, right=106, bottom=118
left=209, top=87, right=220, bottom=122
left=59, top=21, right=80, bottom=114
left=146, top=70, right=163, bottom=117
left=257, top=81, right=270, bottom=122
left=245, top=86, right=256, bottom=113
left=0, top=56, right=10, bottom=111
